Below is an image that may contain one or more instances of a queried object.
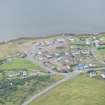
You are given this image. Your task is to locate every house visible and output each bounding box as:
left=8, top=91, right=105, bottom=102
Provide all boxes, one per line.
left=94, top=40, right=100, bottom=48
left=14, top=51, right=27, bottom=58
left=85, top=39, right=91, bottom=45
left=64, top=59, right=69, bottom=63
left=100, top=70, right=105, bottom=79
left=65, top=52, right=70, bottom=56
left=0, top=59, right=9, bottom=65
left=38, top=57, right=43, bottom=60
left=68, top=37, right=74, bottom=42
left=87, top=70, right=97, bottom=77
left=19, top=71, right=27, bottom=79
left=75, top=64, right=89, bottom=71
left=54, top=53, right=60, bottom=57
left=80, top=49, right=90, bottom=55
left=61, top=64, right=71, bottom=73
left=56, top=39, right=65, bottom=43
left=0, top=57, right=13, bottom=65
left=6, top=70, right=28, bottom=79
left=57, top=57, right=63, bottom=61
left=71, top=48, right=81, bottom=55
left=45, top=54, right=53, bottom=59
left=37, top=51, right=42, bottom=55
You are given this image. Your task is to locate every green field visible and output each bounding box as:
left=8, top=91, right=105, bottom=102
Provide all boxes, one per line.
left=0, top=58, right=42, bottom=72
left=30, top=75, right=105, bottom=105
left=96, top=35, right=105, bottom=41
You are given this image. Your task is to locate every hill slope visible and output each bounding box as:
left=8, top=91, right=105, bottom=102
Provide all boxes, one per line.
left=30, top=75, right=105, bottom=105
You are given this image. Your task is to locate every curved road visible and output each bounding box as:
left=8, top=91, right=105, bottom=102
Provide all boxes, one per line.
left=21, top=71, right=80, bottom=105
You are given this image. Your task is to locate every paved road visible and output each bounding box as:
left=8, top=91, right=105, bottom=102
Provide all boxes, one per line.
left=21, top=71, right=80, bottom=105
left=26, top=56, right=69, bottom=77
left=22, top=43, right=105, bottom=105
left=23, top=55, right=105, bottom=105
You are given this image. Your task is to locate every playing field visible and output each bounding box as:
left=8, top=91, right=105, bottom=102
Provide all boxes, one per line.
left=30, top=75, right=105, bottom=105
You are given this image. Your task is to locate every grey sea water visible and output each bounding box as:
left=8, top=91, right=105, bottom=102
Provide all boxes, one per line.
left=0, top=0, right=105, bottom=41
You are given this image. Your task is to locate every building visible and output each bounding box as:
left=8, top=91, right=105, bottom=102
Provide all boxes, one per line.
left=100, top=70, right=105, bottom=79
left=87, top=70, right=97, bottom=77
left=94, top=40, right=100, bottom=48
left=75, top=64, right=89, bottom=71
left=85, top=39, right=91, bottom=45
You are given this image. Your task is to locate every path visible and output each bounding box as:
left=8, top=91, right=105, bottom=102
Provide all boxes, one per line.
left=21, top=71, right=80, bottom=105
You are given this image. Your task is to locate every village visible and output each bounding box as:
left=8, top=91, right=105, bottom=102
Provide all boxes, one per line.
left=0, top=34, right=105, bottom=105
left=1, top=34, right=105, bottom=85
left=28, top=34, right=105, bottom=78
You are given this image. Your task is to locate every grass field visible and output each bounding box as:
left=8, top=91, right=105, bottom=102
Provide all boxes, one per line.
left=30, top=75, right=105, bottom=105
left=0, top=58, right=42, bottom=72
left=0, top=44, right=16, bottom=58
left=97, top=35, right=105, bottom=41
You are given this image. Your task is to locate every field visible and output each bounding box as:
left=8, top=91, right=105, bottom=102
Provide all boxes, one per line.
left=30, top=75, right=105, bottom=105
left=0, top=44, right=17, bottom=58
left=0, top=58, right=43, bottom=72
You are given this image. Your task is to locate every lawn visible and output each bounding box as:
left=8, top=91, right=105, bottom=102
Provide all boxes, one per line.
left=30, top=75, right=105, bottom=105
left=0, top=73, right=3, bottom=80
left=96, top=48, right=105, bottom=59
left=0, top=58, right=42, bottom=72
left=97, top=35, right=105, bottom=41
left=0, top=43, right=20, bottom=58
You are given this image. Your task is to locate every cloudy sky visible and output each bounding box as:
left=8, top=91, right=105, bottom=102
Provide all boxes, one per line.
left=0, top=0, right=105, bottom=40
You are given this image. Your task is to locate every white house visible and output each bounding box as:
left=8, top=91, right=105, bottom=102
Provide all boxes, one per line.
left=87, top=70, right=97, bottom=78
left=85, top=39, right=91, bottom=45
left=94, top=40, right=100, bottom=48
left=101, top=74, right=105, bottom=79
left=101, top=71, right=105, bottom=79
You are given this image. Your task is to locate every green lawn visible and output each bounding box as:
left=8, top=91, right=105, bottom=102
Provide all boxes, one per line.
left=97, top=35, right=105, bottom=41
left=0, top=73, right=3, bottom=80
left=96, top=48, right=105, bottom=59
left=30, top=75, right=105, bottom=105
left=0, top=58, right=42, bottom=72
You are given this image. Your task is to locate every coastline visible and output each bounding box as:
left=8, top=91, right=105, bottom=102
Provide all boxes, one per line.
left=0, top=32, right=105, bottom=44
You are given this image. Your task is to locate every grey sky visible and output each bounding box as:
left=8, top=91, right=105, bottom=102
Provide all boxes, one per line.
left=0, top=0, right=105, bottom=40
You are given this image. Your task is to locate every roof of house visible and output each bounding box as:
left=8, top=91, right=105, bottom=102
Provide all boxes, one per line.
left=101, top=70, right=105, bottom=74
left=76, top=64, right=88, bottom=67
left=87, top=70, right=96, bottom=73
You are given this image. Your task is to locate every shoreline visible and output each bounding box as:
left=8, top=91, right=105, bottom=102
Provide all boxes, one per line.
left=0, top=32, right=105, bottom=44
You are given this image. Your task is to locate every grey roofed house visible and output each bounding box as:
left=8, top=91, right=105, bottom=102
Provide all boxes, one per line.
left=87, top=70, right=97, bottom=77
left=12, top=51, right=27, bottom=58
left=0, top=57, right=12, bottom=65
left=85, top=38, right=92, bottom=45
left=75, top=64, right=89, bottom=71
left=71, top=48, right=81, bottom=55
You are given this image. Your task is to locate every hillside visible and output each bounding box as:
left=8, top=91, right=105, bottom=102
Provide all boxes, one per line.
left=30, top=75, right=105, bottom=105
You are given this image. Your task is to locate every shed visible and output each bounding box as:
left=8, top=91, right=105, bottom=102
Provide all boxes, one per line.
left=87, top=70, right=97, bottom=77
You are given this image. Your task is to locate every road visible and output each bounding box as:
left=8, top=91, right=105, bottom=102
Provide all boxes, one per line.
left=21, top=70, right=80, bottom=105
left=26, top=56, right=69, bottom=77
left=26, top=56, right=55, bottom=73
left=22, top=54, right=105, bottom=105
